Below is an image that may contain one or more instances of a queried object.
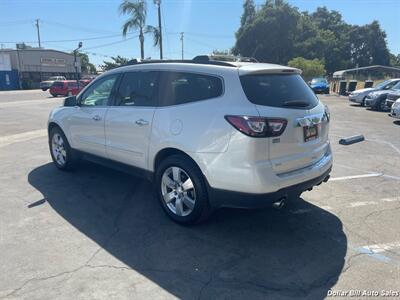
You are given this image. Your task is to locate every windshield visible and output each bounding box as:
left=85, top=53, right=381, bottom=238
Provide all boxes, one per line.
left=240, top=74, right=319, bottom=108
left=374, top=79, right=392, bottom=89
left=48, top=76, right=59, bottom=81
left=311, top=78, right=327, bottom=84
left=392, top=82, right=400, bottom=90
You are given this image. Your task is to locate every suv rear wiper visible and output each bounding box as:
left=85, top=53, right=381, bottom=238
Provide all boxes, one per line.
left=282, top=100, right=310, bottom=107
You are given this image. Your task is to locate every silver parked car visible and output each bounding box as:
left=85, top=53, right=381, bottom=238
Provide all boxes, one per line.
left=389, top=99, right=400, bottom=120
left=348, top=79, right=400, bottom=106
left=47, top=59, right=332, bottom=224
left=385, top=89, right=400, bottom=109
left=365, top=81, right=400, bottom=111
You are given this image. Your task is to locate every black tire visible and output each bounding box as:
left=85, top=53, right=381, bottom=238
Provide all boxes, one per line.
left=361, top=97, right=366, bottom=107
left=49, top=126, right=79, bottom=171
left=51, top=93, right=57, bottom=97
left=373, top=97, right=386, bottom=111
left=155, top=154, right=212, bottom=225
left=42, top=88, right=47, bottom=91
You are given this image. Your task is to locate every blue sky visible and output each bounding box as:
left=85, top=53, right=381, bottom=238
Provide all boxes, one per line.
left=1, top=0, right=399, bottom=67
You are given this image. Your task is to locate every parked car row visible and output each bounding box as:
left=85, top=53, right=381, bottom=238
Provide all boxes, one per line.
left=40, top=77, right=95, bottom=97
left=348, top=78, right=400, bottom=111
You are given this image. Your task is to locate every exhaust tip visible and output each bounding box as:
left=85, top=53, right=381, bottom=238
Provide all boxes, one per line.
left=272, top=197, right=286, bottom=210
left=323, top=175, right=330, bottom=183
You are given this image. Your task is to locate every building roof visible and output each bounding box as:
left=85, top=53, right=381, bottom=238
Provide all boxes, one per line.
left=0, top=48, right=74, bottom=57
left=333, top=65, right=400, bottom=78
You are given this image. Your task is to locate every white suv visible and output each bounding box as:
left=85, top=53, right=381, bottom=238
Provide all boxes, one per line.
left=48, top=59, right=332, bottom=224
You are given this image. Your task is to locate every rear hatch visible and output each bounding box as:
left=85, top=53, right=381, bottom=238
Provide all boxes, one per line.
left=239, top=71, right=329, bottom=174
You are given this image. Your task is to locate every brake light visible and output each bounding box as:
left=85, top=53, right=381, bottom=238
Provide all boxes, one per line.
left=225, top=115, right=287, bottom=138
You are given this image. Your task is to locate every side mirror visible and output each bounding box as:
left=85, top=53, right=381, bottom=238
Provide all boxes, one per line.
left=64, top=96, right=77, bottom=107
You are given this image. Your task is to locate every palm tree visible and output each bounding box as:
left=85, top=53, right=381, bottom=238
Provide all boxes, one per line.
left=119, top=0, right=160, bottom=59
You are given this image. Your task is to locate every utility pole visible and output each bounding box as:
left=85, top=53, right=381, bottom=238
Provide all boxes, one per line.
left=180, top=32, right=184, bottom=60
left=154, top=0, right=163, bottom=59
left=74, top=42, right=83, bottom=91
left=35, top=19, right=41, bottom=48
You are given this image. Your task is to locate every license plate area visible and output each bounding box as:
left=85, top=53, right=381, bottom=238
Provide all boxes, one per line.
left=303, top=125, right=318, bottom=142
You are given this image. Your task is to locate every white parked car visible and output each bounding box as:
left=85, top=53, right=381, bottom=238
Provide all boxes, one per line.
left=40, top=76, right=67, bottom=91
left=47, top=59, right=332, bottom=224
left=348, top=79, right=400, bottom=106
left=389, top=99, right=400, bottom=120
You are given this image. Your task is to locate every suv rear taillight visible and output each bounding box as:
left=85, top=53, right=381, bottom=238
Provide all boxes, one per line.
left=225, top=115, right=287, bottom=138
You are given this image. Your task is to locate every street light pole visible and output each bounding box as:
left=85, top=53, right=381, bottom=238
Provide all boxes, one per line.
left=154, top=0, right=163, bottom=59
left=35, top=19, right=41, bottom=48
left=74, top=42, right=83, bottom=91
left=180, top=32, right=184, bottom=60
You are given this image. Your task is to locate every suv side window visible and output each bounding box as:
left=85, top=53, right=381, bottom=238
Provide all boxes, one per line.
left=115, top=71, right=159, bottom=107
left=79, top=74, right=118, bottom=107
left=159, top=71, right=223, bottom=106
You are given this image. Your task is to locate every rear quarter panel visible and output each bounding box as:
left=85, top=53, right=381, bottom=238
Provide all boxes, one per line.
left=147, top=69, right=259, bottom=173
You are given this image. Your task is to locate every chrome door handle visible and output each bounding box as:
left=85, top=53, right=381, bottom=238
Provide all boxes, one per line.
left=135, top=119, right=149, bottom=126
left=92, top=115, right=101, bottom=121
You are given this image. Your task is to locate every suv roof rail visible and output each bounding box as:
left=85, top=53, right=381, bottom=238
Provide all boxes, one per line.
left=193, top=55, right=258, bottom=63
left=120, top=57, right=240, bottom=68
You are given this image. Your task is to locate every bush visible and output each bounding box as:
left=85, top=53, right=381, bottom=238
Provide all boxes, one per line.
left=288, top=57, right=326, bottom=80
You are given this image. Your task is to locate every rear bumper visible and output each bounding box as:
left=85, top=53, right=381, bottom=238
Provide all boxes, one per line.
left=349, top=95, right=363, bottom=103
left=312, top=87, right=329, bottom=93
left=209, top=166, right=332, bottom=208
left=364, top=98, right=376, bottom=106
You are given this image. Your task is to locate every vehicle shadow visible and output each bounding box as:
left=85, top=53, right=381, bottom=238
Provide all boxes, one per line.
left=393, top=120, right=400, bottom=126
left=28, top=162, right=346, bottom=299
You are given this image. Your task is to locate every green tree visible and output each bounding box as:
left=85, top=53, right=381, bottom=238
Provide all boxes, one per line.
left=349, top=21, right=390, bottom=67
left=236, top=0, right=256, bottom=37
left=119, top=0, right=160, bottom=59
left=233, top=0, right=300, bottom=64
left=233, top=1, right=393, bottom=75
left=75, top=52, right=96, bottom=74
left=390, top=53, right=400, bottom=67
left=288, top=57, right=326, bottom=80
left=100, top=56, right=130, bottom=71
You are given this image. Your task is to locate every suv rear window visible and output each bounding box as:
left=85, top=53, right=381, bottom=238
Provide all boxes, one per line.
left=159, top=72, right=223, bottom=106
left=240, top=74, right=319, bottom=108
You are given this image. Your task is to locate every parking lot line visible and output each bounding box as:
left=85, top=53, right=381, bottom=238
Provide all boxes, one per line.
left=329, top=173, right=383, bottom=181
left=0, top=129, right=47, bottom=148
left=290, top=197, right=400, bottom=215
left=0, top=99, right=58, bottom=108
left=360, top=241, right=400, bottom=254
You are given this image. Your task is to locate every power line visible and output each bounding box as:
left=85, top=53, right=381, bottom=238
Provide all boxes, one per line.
left=0, top=20, right=33, bottom=27
left=81, top=36, right=138, bottom=51
left=185, top=36, right=216, bottom=50
left=42, top=20, right=118, bottom=35
left=0, top=31, right=138, bottom=45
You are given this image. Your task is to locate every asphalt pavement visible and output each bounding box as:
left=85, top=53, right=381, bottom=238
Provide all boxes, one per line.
left=0, top=90, right=399, bottom=300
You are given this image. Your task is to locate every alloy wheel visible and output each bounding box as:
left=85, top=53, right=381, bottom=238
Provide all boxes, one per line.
left=161, top=166, right=196, bottom=217
left=51, top=133, right=67, bottom=166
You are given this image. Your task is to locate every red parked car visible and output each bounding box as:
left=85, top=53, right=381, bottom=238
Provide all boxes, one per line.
left=49, top=80, right=82, bottom=97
